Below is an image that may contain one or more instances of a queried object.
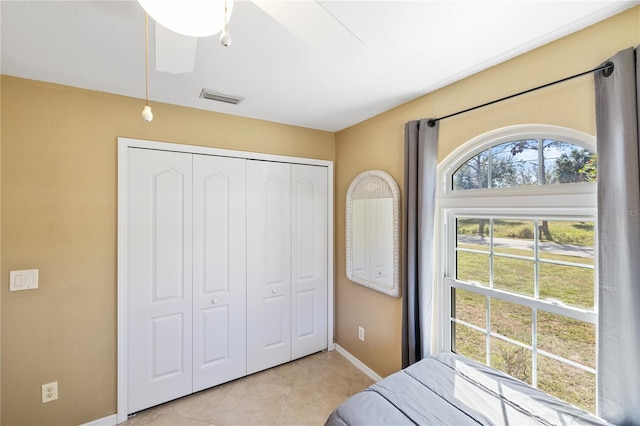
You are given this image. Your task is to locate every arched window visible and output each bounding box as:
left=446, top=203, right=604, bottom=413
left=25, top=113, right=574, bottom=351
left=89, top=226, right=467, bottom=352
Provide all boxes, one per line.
left=452, top=138, right=596, bottom=190
left=438, top=125, right=597, bottom=413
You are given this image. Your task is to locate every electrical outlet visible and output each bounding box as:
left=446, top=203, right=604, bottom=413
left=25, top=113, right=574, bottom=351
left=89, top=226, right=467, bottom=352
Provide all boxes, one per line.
left=42, top=382, right=58, bottom=403
left=358, top=326, right=365, bottom=341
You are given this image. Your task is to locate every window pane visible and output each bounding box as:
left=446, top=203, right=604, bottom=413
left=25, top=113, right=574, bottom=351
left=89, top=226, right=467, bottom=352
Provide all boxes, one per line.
left=537, top=311, right=595, bottom=369
left=490, top=337, right=532, bottom=385
left=491, top=140, right=538, bottom=188
left=538, top=354, right=596, bottom=414
left=543, top=140, right=597, bottom=184
left=456, top=218, right=490, bottom=284
left=456, top=251, right=490, bottom=286
left=456, top=218, right=490, bottom=249
left=452, top=150, right=488, bottom=190
left=453, top=288, right=486, bottom=329
left=537, top=220, right=595, bottom=308
left=539, top=263, right=594, bottom=309
left=453, top=322, right=486, bottom=365
left=537, top=221, right=594, bottom=257
left=493, top=256, right=534, bottom=296
left=493, top=219, right=535, bottom=257
left=490, top=299, right=531, bottom=345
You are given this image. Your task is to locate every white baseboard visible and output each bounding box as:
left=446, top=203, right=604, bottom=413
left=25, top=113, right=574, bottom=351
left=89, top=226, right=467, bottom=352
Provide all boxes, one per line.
left=335, top=344, right=383, bottom=382
left=79, top=414, right=117, bottom=426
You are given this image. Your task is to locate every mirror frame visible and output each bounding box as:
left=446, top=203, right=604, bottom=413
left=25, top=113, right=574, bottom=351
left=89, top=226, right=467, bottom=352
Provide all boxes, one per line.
left=345, top=170, right=401, bottom=298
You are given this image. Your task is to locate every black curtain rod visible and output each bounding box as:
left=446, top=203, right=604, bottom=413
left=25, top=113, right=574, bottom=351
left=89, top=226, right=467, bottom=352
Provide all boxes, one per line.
left=427, top=62, right=614, bottom=127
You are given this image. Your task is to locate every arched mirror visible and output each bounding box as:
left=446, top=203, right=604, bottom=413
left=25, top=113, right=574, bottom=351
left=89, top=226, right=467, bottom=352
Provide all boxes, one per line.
left=346, top=170, right=401, bottom=297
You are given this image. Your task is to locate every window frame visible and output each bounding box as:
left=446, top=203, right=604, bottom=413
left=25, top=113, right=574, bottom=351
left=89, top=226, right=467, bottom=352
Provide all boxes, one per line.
left=436, top=124, right=598, bottom=409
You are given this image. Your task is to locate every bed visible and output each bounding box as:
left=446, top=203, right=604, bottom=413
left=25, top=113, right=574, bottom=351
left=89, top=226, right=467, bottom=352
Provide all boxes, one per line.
left=325, top=352, right=610, bottom=426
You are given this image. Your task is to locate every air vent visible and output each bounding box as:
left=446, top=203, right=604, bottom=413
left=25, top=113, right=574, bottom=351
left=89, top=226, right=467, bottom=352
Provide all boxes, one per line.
left=199, top=89, right=244, bottom=105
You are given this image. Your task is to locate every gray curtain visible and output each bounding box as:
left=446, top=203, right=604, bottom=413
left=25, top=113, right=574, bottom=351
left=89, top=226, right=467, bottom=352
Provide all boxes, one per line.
left=595, top=46, right=640, bottom=424
left=402, top=119, right=439, bottom=368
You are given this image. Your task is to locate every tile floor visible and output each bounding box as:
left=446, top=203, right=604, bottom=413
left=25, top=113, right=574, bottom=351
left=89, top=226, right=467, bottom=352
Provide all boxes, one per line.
left=124, top=350, right=375, bottom=426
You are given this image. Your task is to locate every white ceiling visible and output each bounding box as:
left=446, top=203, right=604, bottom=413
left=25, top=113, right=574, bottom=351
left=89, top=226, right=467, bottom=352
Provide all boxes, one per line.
left=2, top=1, right=637, bottom=132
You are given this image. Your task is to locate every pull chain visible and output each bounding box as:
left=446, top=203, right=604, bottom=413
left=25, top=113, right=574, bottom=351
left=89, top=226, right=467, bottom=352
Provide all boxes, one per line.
left=220, top=1, right=232, bottom=47
left=141, top=12, right=153, bottom=122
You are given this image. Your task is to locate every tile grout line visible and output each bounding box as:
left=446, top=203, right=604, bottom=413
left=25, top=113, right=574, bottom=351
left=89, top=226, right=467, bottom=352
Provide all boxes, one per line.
left=271, top=384, right=294, bottom=426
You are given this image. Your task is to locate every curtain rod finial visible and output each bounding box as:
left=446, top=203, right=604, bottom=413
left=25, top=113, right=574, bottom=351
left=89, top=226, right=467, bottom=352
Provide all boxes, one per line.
left=427, top=119, right=437, bottom=128
left=602, top=62, right=614, bottom=78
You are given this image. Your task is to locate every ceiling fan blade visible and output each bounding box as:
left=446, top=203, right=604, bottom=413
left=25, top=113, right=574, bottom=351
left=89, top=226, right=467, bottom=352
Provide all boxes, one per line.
left=253, top=1, right=362, bottom=60
left=155, top=22, right=198, bottom=74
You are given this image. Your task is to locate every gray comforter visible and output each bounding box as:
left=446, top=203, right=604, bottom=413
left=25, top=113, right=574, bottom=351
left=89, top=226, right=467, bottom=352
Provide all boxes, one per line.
left=326, top=352, right=610, bottom=426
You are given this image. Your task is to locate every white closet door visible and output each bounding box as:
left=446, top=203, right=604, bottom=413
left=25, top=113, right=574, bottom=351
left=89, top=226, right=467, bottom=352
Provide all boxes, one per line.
left=127, top=148, right=193, bottom=413
left=291, top=164, right=328, bottom=359
left=246, top=161, right=292, bottom=374
left=192, top=155, right=247, bottom=392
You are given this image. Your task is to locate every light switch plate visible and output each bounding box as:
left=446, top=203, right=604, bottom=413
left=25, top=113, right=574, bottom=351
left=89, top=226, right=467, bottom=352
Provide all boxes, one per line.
left=9, top=269, right=39, bottom=291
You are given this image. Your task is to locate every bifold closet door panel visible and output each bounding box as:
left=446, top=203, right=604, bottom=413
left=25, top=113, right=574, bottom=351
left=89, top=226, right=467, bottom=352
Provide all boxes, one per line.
left=127, top=148, right=193, bottom=413
left=291, top=164, right=328, bottom=359
left=192, top=155, right=247, bottom=392
left=246, top=161, right=292, bottom=375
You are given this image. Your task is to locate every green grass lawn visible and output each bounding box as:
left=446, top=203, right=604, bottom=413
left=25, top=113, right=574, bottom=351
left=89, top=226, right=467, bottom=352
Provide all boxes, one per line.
left=456, top=218, right=594, bottom=246
left=457, top=245, right=594, bottom=308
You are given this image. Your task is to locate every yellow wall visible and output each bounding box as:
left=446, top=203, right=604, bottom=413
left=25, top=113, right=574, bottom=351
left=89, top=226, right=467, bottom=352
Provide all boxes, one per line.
left=0, top=77, right=334, bottom=425
left=333, top=6, right=640, bottom=377
left=1, top=5, right=639, bottom=425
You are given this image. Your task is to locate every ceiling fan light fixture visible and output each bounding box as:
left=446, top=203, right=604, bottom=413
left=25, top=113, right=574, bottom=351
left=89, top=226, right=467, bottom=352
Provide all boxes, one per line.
left=137, top=0, right=233, bottom=38
left=199, top=89, right=244, bottom=105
